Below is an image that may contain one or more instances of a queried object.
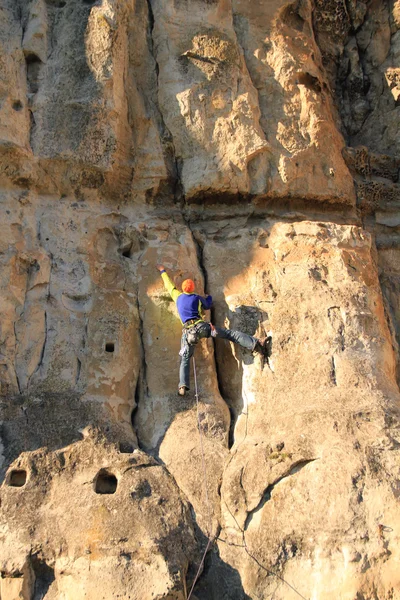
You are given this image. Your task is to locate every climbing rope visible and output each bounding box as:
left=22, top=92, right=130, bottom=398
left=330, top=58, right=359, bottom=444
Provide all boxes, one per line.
left=186, top=355, right=215, bottom=600
left=192, top=355, right=213, bottom=537
left=186, top=537, right=213, bottom=600
left=187, top=358, right=309, bottom=600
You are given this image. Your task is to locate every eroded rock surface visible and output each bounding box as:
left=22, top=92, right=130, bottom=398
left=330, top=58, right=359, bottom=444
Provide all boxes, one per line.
left=0, top=1, right=399, bottom=599
left=196, top=220, right=400, bottom=599
left=0, top=430, right=199, bottom=600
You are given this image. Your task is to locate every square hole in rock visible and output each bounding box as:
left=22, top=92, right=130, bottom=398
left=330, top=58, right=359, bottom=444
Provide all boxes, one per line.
left=9, top=470, right=27, bottom=487
left=105, top=342, right=115, bottom=353
left=12, top=100, right=23, bottom=111
left=95, top=470, right=118, bottom=494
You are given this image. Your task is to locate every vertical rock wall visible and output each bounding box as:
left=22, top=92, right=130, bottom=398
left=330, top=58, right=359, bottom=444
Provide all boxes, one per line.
left=0, top=1, right=399, bottom=599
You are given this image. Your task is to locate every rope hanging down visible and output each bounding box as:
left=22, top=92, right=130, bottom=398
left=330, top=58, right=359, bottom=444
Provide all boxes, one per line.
left=186, top=359, right=309, bottom=600
left=186, top=356, right=215, bottom=600
left=193, top=355, right=213, bottom=537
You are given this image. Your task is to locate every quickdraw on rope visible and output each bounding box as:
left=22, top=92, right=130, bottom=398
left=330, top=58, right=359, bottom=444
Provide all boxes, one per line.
left=186, top=355, right=214, bottom=600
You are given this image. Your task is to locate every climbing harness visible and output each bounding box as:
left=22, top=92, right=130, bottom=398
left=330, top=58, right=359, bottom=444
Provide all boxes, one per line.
left=186, top=326, right=199, bottom=346
left=186, top=355, right=215, bottom=600
left=183, top=318, right=203, bottom=329
left=180, top=322, right=210, bottom=356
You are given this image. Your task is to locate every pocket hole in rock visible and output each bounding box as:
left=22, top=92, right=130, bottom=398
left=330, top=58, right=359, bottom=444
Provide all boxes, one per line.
left=12, top=100, right=23, bottom=111
left=121, top=246, right=132, bottom=259
left=119, top=442, right=134, bottom=454
left=297, top=72, right=321, bottom=93
left=95, top=470, right=118, bottom=494
left=8, top=470, right=27, bottom=487
left=131, top=480, right=152, bottom=501
left=25, top=54, right=42, bottom=94
left=105, top=342, right=115, bottom=353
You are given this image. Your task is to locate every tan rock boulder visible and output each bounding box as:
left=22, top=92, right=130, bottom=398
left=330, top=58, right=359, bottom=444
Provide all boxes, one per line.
left=0, top=430, right=199, bottom=600
left=197, top=220, right=400, bottom=598
left=150, top=0, right=270, bottom=199
left=232, top=0, right=355, bottom=203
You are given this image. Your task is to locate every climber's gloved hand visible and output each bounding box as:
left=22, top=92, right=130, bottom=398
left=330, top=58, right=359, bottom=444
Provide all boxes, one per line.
left=156, top=265, right=165, bottom=272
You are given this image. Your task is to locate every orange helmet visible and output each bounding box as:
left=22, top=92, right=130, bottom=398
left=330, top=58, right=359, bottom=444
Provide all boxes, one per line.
left=182, top=279, right=195, bottom=293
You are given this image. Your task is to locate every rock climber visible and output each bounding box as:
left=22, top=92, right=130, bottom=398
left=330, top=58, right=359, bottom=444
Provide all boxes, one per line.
left=157, top=265, right=271, bottom=396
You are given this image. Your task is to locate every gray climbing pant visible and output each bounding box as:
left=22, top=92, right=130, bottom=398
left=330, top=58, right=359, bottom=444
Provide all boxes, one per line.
left=179, top=322, right=257, bottom=389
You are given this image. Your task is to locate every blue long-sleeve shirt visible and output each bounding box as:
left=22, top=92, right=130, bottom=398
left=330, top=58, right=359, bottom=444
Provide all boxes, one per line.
left=161, top=271, right=212, bottom=324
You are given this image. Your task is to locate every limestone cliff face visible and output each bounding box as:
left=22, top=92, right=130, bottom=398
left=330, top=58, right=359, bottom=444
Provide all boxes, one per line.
left=0, top=1, right=399, bottom=599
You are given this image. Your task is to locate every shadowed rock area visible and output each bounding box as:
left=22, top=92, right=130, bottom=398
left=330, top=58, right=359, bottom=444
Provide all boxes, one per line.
left=0, top=1, right=399, bottom=599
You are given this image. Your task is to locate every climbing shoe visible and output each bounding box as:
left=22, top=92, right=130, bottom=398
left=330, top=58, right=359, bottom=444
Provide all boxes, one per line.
left=178, top=386, right=187, bottom=396
left=264, top=335, right=272, bottom=358
left=254, top=336, right=272, bottom=358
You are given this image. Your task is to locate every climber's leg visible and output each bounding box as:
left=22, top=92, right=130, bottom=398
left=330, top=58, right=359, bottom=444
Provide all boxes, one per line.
left=195, top=322, right=212, bottom=340
left=214, top=326, right=257, bottom=350
left=178, top=331, right=195, bottom=391
left=178, top=323, right=211, bottom=393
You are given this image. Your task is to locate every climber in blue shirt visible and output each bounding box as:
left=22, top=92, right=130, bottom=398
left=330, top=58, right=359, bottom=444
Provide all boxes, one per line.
left=157, top=265, right=270, bottom=395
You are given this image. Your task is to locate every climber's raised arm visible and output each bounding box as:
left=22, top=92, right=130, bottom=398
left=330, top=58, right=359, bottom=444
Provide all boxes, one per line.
left=157, top=265, right=181, bottom=302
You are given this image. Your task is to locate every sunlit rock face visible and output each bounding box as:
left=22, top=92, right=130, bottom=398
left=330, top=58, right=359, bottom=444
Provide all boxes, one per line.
left=0, top=1, right=399, bottom=599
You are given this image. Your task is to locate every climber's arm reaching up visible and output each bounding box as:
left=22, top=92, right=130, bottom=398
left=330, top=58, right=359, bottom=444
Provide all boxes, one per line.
left=157, top=265, right=181, bottom=302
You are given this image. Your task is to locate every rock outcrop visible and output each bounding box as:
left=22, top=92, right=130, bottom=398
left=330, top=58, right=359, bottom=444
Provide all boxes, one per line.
left=0, top=1, right=399, bottom=599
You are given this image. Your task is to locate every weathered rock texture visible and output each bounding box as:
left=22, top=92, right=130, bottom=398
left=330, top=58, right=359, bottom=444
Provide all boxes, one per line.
left=0, top=1, right=399, bottom=599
